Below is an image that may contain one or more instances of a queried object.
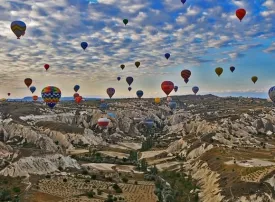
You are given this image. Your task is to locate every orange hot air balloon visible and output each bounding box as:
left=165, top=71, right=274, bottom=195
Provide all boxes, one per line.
left=155, top=97, right=161, bottom=104
left=24, top=78, right=32, bottom=88
left=75, top=96, right=83, bottom=104
left=33, top=95, right=38, bottom=101
left=251, top=76, right=258, bottom=84
left=215, top=67, right=223, bottom=76
left=181, top=70, right=191, bottom=80
left=236, top=8, right=246, bottom=21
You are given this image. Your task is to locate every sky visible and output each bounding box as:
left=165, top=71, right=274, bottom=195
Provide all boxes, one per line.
left=1, top=0, right=275, bottom=99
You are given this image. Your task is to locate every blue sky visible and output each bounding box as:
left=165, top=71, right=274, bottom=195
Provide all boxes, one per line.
left=0, top=0, right=275, bottom=99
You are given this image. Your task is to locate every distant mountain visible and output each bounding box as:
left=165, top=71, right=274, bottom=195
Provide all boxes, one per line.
left=7, top=97, right=100, bottom=102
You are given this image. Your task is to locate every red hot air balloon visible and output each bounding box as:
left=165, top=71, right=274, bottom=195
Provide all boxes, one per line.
left=7, top=93, right=11, bottom=96
left=107, top=88, right=115, bottom=98
left=33, top=95, right=38, bottom=101
left=181, top=70, right=191, bottom=81
left=73, top=93, right=79, bottom=98
left=44, top=64, right=50, bottom=71
left=97, top=118, right=110, bottom=128
left=236, top=8, right=246, bottom=21
left=161, top=81, right=174, bottom=96
left=75, top=96, right=83, bottom=104
left=24, top=78, right=32, bottom=88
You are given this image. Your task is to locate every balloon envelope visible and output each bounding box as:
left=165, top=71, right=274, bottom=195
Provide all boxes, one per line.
left=44, top=64, right=50, bottom=71
left=174, top=86, right=178, bottom=92
left=268, top=86, right=275, bottom=102
left=24, top=78, right=32, bottom=88
left=41, top=86, right=61, bottom=109
left=107, top=88, right=115, bottom=98
left=135, top=61, right=140, bottom=68
left=192, top=86, right=199, bottom=94
left=184, top=78, right=189, bottom=84
left=144, top=119, right=154, bottom=128
left=74, top=85, right=80, bottom=92
left=126, top=77, right=134, bottom=86
left=230, top=66, right=235, bottom=72
left=236, top=8, right=246, bottom=21
left=167, top=97, right=172, bottom=102
left=168, top=101, right=177, bottom=110
left=73, top=93, right=79, bottom=98
left=117, top=77, right=121, bottom=81
left=81, top=42, right=88, bottom=50
left=161, top=81, right=174, bottom=96
left=181, top=0, right=186, bottom=4
left=123, top=19, right=128, bottom=25
left=7, top=93, right=10, bottom=96
left=30, top=86, right=36, bottom=94
left=107, top=112, right=116, bottom=118
left=181, top=70, right=191, bottom=80
left=33, top=95, right=38, bottom=101
left=11, top=21, right=26, bottom=39
left=75, top=96, right=82, bottom=104
left=165, top=53, right=170, bottom=59
left=251, top=76, right=258, bottom=84
left=128, top=87, right=132, bottom=91
left=98, top=118, right=110, bottom=128
left=120, top=64, right=125, bottom=70
left=155, top=97, right=161, bottom=104
left=215, top=67, right=223, bottom=76
left=99, top=103, right=109, bottom=111
left=136, top=90, right=143, bottom=98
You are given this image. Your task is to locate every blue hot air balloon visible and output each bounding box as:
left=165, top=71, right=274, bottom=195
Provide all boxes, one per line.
left=107, top=112, right=116, bottom=118
left=144, top=119, right=154, bottom=128
left=165, top=53, right=170, bottom=59
left=174, top=86, right=178, bottom=92
left=126, top=77, right=134, bottom=86
left=81, top=42, right=88, bottom=50
left=192, top=86, right=199, bottom=95
left=136, top=90, right=143, bottom=98
left=268, top=86, right=275, bottom=103
left=11, top=21, right=26, bottom=39
left=74, top=85, right=80, bottom=92
left=30, top=86, right=36, bottom=94
left=168, top=101, right=177, bottom=110
left=181, top=0, right=186, bottom=4
left=99, top=103, right=109, bottom=111
left=117, top=77, right=121, bottom=81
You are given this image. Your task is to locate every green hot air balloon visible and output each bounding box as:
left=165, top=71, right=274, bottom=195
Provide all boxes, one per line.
left=123, top=19, right=128, bottom=25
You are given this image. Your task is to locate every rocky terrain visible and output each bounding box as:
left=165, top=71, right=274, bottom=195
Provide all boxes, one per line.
left=1, top=95, right=275, bottom=202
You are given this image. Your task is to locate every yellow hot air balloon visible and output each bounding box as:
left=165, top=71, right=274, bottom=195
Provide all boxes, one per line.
left=251, top=76, right=258, bottom=84
left=215, top=67, right=223, bottom=76
left=155, top=97, right=161, bottom=104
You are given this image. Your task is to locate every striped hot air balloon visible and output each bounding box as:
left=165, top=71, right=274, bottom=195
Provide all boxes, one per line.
left=41, top=86, right=61, bottom=109
left=11, top=21, right=26, bottom=39
left=181, top=70, right=191, bottom=83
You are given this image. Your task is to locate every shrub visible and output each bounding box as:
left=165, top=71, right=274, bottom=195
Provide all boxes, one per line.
left=91, top=174, right=97, bottom=180
left=82, top=170, right=89, bottom=175
left=86, top=191, right=94, bottom=198
left=122, top=177, right=128, bottom=183
left=13, top=187, right=21, bottom=193
left=63, top=178, right=67, bottom=182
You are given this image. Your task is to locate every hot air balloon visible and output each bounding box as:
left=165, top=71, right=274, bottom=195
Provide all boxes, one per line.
left=165, top=53, right=170, bottom=59
left=192, top=86, right=199, bottom=95
left=268, top=86, right=275, bottom=103
left=33, top=95, right=38, bottom=101
left=184, top=79, right=189, bottom=84
left=99, top=103, right=109, bottom=111
left=44, top=64, right=50, bottom=71
left=251, top=76, right=258, bottom=84
left=215, top=67, right=223, bottom=77
left=143, top=119, right=154, bottom=128
left=107, top=88, right=115, bottom=98
left=181, top=0, right=186, bottom=4
left=181, top=70, right=191, bottom=82
left=120, top=64, right=125, bottom=70
left=128, top=87, right=132, bottom=91
left=126, top=77, right=134, bottom=86
left=236, top=8, right=246, bottom=21
left=174, top=86, right=178, bottom=92
left=135, top=61, right=140, bottom=68
left=24, top=78, right=32, bottom=88
left=74, top=85, right=80, bottom=92
left=117, top=77, right=121, bottom=81
left=81, top=42, right=88, bottom=50
left=75, top=96, right=82, bottom=104
left=73, top=93, right=79, bottom=98
left=168, top=101, right=177, bottom=110
left=123, top=19, right=128, bottom=25
left=107, top=112, right=116, bottom=119
left=97, top=118, right=110, bottom=128
left=155, top=97, right=161, bottom=104
left=7, top=93, right=10, bottom=96
left=136, top=90, right=143, bottom=98
left=167, top=97, right=172, bottom=102
left=161, top=81, right=174, bottom=96
left=101, top=99, right=105, bottom=102
left=30, top=86, right=36, bottom=94
left=41, top=86, right=61, bottom=109
left=11, top=21, right=26, bottom=39
left=230, top=66, right=235, bottom=72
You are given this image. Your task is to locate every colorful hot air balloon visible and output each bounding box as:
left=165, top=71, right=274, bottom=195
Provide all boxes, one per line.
left=136, top=90, right=143, bottom=98
left=33, top=95, right=38, bottom=101
left=181, top=70, right=191, bottom=82
left=74, top=85, right=80, bottom=92
left=30, top=86, right=36, bottom=94
left=251, top=76, right=258, bottom=84
left=7, top=93, right=10, bottom=96
left=155, top=97, right=161, bottom=104
left=75, top=96, right=83, bottom=104
left=236, top=8, right=246, bottom=21
left=117, top=77, right=121, bottom=81
left=168, top=101, right=177, bottom=110
left=215, top=67, right=223, bottom=76
left=126, top=77, right=134, bottom=86
left=123, top=19, right=128, bottom=25
left=135, top=61, right=140, bottom=68
left=181, top=0, right=186, bottom=4
left=165, top=53, right=170, bottom=59
left=11, top=21, right=26, bottom=39
left=230, top=66, right=235, bottom=72
left=120, top=64, right=125, bottom=70
left=167, top=97, right=172, bottom=102
left=73, top=93, right=79, bottom=98
left=174, top=86, right=178, bottom=92
left=268, top=86, right=275, bottom=103
left=107, top=88, right=115, bottom=98
left=192, top=86, right=199, bottom=95
left=44, top=64, right=50, bottom=71
left=41, top=86, right=61, bottom=109
left=81, top=42, right=88, bottom=50
left=161, top=81, right=174, bottom=96
left=99, top=103, right=109, bottom=111
left=128, top=87, right=132, bottom=91
left=97, top=118, right=110, bottom=128
left=24, top=78, right=32, bottom=88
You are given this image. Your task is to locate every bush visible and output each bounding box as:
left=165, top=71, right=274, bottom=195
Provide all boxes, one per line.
left=134, top=181, right=138, bottom=185
left=13, top=187, right=21, bottom=193
left=82, top=170, right=89, bottom=175
left=63, top=179, right=67, bottom=182
left=122, top=177, right=128, bottom=183
left=91, top=174, right=96, bottom=180
left=97, top=189, right=102, bottom=195
left=45, top=175, right=51, bottom=179
left=58, top=166, right=63, bottom=171
left=86, top=191, right=94, bottom=198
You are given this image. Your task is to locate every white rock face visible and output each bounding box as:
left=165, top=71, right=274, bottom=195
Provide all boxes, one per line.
left=0, top=154, right=80, bottom=177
